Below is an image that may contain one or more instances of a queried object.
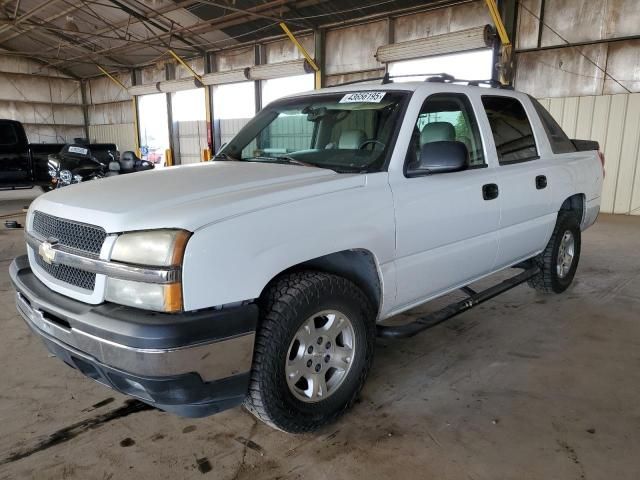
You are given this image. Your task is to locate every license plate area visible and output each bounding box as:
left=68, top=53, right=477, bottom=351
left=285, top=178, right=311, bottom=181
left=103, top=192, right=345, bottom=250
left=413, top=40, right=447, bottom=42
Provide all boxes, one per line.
left=16, top=292, right=72, bottom=336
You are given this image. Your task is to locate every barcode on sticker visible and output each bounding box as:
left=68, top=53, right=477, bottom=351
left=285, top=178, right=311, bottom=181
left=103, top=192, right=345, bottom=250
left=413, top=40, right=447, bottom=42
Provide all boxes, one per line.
left=339, top=92, right=386, bottom=103
left=68, top=146, right=88, bottom=155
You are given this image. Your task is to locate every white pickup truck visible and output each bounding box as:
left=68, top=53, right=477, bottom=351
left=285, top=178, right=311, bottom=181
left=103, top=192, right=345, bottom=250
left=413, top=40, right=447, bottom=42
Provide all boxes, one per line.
left=10, top=79, right=603, bottom=433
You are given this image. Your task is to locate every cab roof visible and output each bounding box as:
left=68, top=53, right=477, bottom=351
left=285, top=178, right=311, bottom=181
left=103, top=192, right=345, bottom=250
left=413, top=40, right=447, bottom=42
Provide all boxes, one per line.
left=286, top=78, right=524, bottom=102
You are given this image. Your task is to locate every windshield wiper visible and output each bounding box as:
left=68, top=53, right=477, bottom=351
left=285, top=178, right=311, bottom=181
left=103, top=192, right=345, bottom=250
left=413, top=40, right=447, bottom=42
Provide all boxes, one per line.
left=247, top=155, right=326, bottom=169
left=268, top=155, right=318, bottom=168
left=242, top=156, right=369, bottom=174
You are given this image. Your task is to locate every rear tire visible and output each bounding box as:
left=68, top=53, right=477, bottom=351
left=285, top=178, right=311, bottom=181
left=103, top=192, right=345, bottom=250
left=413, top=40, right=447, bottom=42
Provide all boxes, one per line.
left=244, top=271, right=375, bottom=433
left=528, top=211, right=581, bottom=293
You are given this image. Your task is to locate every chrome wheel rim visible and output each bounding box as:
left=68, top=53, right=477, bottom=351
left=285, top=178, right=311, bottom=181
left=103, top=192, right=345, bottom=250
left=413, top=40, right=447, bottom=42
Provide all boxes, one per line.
left=557, top=230, right=575, bottom=279
left=285, top=310, right=356, bottom=403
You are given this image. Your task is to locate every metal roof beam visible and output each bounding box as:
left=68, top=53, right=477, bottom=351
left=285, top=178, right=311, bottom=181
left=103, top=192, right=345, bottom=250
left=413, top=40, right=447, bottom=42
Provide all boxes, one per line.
left=45, top=0, right=294, bottom=70
left=193, top=0, right=307, bottom=27
left=0, top=0, right=61, bottom=35
left=0, top=2, right=134, bottom=70
left=0, top=44, right=80, bottom=78
left=31, top=0, right=201, bottom=57
left=107, top=0, right=204, bottom=53
left=0, top=4, right=85, bottom=43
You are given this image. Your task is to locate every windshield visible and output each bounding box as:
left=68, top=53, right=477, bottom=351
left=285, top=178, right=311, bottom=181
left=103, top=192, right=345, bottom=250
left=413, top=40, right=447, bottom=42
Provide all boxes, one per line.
left=219, top=91, right=409, bottom=173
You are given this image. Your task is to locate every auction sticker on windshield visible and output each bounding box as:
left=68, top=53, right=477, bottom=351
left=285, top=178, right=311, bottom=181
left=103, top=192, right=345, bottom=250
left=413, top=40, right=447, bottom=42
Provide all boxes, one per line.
left=339, top=92, right=386, bottom=103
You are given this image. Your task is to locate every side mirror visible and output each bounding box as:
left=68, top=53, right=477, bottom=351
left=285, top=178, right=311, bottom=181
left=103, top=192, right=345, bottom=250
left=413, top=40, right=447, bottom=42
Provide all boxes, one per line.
left=406, top=141, right=468, bottom=177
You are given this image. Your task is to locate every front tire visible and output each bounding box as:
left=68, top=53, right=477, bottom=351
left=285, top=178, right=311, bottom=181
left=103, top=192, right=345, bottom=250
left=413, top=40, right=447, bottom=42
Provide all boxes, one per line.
left=244, top=271, right=375, bottom=433
left=528, top=211, right=581, bottom=293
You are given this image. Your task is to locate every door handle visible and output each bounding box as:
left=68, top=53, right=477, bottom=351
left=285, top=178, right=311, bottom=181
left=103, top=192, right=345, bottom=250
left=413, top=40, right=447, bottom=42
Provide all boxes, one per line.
left=482, top=183, right=499, bottom=200
left=536, top=175, right=547, bottom=189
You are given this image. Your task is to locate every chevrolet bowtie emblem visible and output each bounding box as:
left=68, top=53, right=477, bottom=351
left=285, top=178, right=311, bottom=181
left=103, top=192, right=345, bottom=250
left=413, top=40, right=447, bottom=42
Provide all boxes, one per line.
left=38, top=239, right=58, bottom=265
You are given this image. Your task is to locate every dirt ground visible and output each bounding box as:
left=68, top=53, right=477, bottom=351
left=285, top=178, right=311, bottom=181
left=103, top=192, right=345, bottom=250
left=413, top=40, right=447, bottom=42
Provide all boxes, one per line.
left=1, top=190, right=639, bottom=479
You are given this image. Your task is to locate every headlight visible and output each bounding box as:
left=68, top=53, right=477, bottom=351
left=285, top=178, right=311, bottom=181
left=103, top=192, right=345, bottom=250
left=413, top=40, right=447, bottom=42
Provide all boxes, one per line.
left=59, top=169, right=73, bottom=185
left=111, top=229, right=190, bottom=267
left=107, top=229, right=190, bottom=312
left=106, top=278, right=182, bottom=312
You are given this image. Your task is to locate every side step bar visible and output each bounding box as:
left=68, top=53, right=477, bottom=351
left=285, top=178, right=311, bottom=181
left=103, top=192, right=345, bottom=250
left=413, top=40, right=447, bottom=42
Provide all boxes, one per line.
left=377, top=267, right=540, bottom=339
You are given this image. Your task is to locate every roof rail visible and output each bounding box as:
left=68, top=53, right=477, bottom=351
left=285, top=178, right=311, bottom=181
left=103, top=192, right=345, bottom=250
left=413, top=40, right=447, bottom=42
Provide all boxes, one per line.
left=335, top=75, right=387, bottom=87
left=333, top=72, right=514, bottom=89
left=465, top=79, right=514, bottom=89
left=425, top=73, right=456, bottom=83
left=334, top=72, right=449, bottom=87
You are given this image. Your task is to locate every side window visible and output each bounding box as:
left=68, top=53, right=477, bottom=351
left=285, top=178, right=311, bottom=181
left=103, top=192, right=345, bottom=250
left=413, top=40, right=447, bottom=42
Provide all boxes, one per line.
left=529, top=97, right=577, bottom=154
left=407, top=93, right=485, bottom=169
left=481, top=96, right=538, bottom=165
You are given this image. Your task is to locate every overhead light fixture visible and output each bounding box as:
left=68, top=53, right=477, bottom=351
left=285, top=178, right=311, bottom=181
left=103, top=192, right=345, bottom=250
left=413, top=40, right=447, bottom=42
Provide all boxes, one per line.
left=201, top=67, right=251, bottom=86
left=249, top=59, right=314, bottom=80
left=158, top=77, right=203, bottom=93
left=376, top=25, right=494, bottom=63
left=128, top=83, right=161, bottom=96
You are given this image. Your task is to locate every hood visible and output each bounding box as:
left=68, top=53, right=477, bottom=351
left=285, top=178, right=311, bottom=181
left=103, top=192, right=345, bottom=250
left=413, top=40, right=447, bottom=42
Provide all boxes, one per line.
left=30, top=161, right=365, bottom=233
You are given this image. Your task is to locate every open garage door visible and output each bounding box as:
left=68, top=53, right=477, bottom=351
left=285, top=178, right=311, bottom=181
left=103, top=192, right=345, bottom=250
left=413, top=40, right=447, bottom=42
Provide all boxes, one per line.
left=378, top=24, right=495, bottom=82
left=262, top=74, right=314, bottom=107
left=388, top=49, right=494, bottom=82
left=138, top=93, right=170, bottom=167
left=171, top=89, right=207, bottom=165
left=213, top=82, right=256, bottom=147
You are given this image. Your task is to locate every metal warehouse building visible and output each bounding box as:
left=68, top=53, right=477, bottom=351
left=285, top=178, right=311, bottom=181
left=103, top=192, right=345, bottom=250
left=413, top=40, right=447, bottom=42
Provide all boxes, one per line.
left=1, top=1, right=640, bottom=479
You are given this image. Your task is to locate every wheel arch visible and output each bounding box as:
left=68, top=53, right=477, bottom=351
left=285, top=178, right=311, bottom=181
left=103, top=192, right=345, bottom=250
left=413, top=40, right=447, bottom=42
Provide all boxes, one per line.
left=260, top=249, right=383, bottom=318
left=559, top=193, right=585, bottom=223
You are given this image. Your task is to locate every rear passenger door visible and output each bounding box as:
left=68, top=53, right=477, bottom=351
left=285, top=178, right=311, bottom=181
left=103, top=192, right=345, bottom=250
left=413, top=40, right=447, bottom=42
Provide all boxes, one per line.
left=479, top=95, right=555, bottom=268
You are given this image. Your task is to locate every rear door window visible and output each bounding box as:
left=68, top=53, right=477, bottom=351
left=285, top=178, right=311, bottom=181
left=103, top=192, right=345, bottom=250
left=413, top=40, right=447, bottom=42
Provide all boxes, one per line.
left=481, top=96, right=538, bottom=165
left=529, top=97, right=576, bottom=154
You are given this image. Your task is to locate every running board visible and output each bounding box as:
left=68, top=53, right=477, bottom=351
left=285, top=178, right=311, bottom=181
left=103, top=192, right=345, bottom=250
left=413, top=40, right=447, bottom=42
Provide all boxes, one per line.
left=376, top=267, right=540, bottom=339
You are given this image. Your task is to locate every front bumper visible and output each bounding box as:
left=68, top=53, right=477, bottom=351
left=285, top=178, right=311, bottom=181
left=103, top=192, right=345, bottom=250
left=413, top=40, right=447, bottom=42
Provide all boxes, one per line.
left=10, top=255, right=258, bottom=417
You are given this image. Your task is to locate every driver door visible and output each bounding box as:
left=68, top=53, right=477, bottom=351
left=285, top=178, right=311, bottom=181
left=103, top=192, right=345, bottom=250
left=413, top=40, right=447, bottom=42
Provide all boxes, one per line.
left=390, top=92, right=500, bottom=310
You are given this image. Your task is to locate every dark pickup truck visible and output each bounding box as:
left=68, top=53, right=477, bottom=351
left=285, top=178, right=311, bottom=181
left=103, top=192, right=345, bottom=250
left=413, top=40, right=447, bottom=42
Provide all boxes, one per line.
left=0, top=119, right=117, bottom=191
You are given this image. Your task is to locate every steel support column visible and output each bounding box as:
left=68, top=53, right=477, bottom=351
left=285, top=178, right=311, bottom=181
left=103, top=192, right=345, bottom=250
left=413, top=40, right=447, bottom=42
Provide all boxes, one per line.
left=80, top=80, right=90, bottom=141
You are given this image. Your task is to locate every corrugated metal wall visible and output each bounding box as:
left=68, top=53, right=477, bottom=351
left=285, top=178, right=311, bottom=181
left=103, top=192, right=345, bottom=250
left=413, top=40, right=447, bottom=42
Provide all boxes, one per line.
left=88, top=124, right=137, bottom=154
left=175, top=121, right=207, bottom=164
left=540, top=94, right=640, bottom=215
left=515, top=0, right=640, bottom=97
left=220, top=118, right=251, bottom=146
left=0, top=55, right=84, bottom=143
left=86, top=72, right=136, bottom=152
left=516, top=0, right=640, bottom=216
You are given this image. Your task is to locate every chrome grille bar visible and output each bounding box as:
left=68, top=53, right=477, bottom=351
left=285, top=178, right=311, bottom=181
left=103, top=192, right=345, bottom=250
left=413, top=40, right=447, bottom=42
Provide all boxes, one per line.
left=27, top=232, right=181, bottom=284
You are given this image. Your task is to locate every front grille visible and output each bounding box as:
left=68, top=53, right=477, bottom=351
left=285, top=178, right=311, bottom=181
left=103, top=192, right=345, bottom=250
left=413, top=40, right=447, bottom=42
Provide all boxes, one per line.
left=31, top=211, right=106, bottom=291
left=34, top=254, right=96, bottom=291
left=32, top=211, right=106, bottom=255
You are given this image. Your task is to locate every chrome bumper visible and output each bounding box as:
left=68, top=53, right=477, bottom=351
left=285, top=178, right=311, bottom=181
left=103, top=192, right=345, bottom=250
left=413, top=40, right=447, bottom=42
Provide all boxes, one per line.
left=10, top=254, right=258, bottom=382
left=15, top=291, right=254, bottom=382
left=10, top=255, right=259, bottom=417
